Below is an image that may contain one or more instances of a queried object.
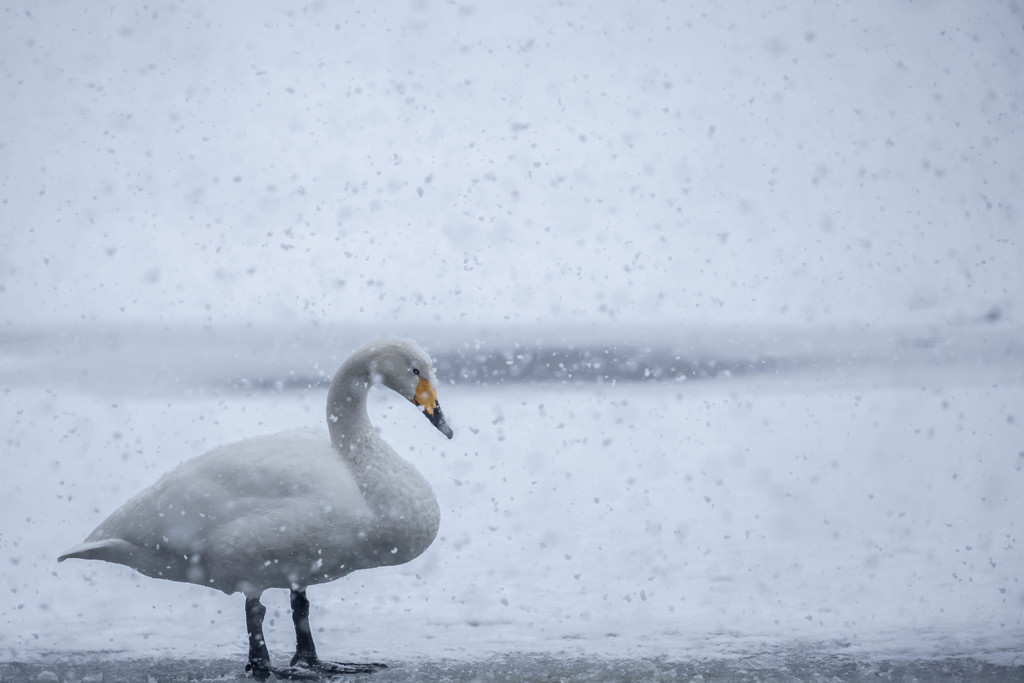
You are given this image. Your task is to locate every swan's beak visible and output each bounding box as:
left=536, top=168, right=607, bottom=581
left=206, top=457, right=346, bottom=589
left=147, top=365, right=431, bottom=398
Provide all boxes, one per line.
left=427, top=402, right=454, bottom=439
left=414, top=377, right=454, bottom=439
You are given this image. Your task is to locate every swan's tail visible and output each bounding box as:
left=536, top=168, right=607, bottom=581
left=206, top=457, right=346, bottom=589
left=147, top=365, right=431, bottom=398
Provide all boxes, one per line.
left=58, top=538, right=214, bottom=590
left=58, top=538, right=140, bottom=564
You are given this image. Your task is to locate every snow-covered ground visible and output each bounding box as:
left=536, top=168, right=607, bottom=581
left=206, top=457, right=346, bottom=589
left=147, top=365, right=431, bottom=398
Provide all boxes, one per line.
left=2, top=329, right=1022, bottom=679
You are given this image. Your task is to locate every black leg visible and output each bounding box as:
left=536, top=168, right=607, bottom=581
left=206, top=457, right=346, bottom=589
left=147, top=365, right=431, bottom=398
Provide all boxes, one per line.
left=290, top=588, right=319, bottom=667
left=286, top=588, right=387, bottom=676
left=245, top=596, right=272, bottom=680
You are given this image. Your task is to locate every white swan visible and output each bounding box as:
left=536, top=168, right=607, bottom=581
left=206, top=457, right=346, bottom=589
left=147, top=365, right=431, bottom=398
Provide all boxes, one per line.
left=58, top=338, right=453, bottom=679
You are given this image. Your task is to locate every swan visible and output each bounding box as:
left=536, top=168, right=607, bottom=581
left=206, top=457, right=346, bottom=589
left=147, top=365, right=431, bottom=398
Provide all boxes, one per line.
left=58, top=338, right=453, bottom=679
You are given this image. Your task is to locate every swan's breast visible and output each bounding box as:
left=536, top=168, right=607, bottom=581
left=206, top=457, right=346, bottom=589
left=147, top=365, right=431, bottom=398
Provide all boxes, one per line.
left=337, top=442, right=441, bottom=572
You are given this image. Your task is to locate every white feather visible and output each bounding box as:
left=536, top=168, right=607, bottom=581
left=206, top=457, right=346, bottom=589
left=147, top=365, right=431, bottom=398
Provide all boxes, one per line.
left=58, top=338, right=447, bottom=599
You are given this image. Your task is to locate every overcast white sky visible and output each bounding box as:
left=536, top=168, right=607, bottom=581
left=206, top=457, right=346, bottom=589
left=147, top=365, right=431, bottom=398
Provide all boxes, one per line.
left=1, top=1, right=1021, bottom=330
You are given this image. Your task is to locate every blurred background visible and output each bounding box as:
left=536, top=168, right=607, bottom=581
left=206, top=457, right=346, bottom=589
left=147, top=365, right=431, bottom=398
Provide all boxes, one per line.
left=2, top=1, right=1020, bottom=336
left=1, top=0, right=1023, bottom=677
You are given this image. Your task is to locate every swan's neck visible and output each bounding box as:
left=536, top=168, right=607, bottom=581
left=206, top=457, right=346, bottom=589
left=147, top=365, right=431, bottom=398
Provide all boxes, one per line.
left=325, top=350, right=375, bottom=450
left=323, top=345, right=441, bottom=564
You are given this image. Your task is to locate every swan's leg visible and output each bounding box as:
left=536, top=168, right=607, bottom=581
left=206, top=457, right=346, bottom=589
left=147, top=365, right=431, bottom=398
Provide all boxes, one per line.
left=289, top=588, right=319, bottom=667
left=287, top=588, right=388, bottom=675
left=244, top=595, right=272, bottom=680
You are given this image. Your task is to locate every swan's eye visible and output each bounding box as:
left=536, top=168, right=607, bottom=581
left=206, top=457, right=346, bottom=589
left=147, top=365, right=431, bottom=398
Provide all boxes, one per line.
left=412, top=368, right=420, bottom=375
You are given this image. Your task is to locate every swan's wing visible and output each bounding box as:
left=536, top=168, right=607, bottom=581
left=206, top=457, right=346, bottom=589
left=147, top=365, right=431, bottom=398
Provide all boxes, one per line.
left=63, top=429, right=367, bottom=562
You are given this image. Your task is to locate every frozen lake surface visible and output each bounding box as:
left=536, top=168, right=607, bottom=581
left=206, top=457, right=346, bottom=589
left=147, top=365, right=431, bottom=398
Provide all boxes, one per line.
left=0, top=651, right=1020, bottom=682
left=1, top=326, right=1022, bottom=680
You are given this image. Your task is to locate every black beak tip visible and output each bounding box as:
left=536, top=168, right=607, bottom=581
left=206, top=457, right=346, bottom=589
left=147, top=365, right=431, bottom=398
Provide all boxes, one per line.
left=425, top=403, right=454, bottom=439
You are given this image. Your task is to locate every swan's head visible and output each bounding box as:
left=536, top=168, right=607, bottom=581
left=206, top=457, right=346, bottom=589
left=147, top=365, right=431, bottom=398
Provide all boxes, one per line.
left=365, top=338, right=454, bottom=439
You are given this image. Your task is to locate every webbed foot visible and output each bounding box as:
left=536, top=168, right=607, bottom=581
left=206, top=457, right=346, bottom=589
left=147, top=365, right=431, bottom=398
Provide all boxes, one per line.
left=281, top=656, right=387, bottom=677
left=245, top=657, right=272, bottom=681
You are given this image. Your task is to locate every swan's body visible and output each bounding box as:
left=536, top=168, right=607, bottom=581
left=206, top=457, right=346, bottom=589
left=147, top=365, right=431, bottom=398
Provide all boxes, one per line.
left=60, top=427, right=439, bottom=594
left=58, top=338, right=453, bottom=678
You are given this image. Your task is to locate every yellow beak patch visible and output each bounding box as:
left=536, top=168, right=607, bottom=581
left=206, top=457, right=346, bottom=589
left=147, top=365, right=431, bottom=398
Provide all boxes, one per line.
left=415, top=377, right=438, bottom=415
